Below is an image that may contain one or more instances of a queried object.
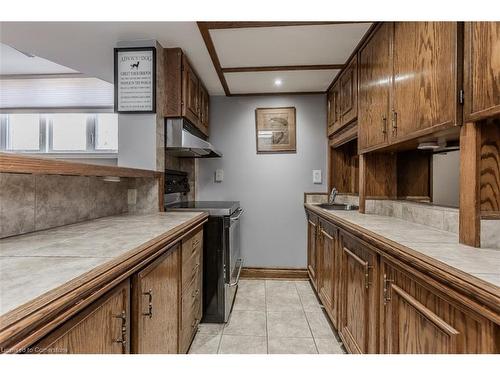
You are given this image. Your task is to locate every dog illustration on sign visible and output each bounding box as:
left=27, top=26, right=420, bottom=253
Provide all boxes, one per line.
left=130, top=61, right=140, bottom=70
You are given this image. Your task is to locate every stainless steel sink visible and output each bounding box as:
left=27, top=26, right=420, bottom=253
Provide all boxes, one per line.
left=317, top=203, right=359, bottom=211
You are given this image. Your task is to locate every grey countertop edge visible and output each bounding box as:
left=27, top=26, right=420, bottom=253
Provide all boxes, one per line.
left=305, top=203, right=500, bottom=294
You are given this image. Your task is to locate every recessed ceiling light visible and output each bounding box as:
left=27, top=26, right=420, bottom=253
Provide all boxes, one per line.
left=274, top=79, right=282, bottom=86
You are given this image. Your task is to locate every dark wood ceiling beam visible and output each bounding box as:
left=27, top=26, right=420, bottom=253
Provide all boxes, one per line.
left=201, top=22, right=367, bottom=29
left=222, top=64, right=344, bottom=73
left=197, top=22, right=231, bottom=95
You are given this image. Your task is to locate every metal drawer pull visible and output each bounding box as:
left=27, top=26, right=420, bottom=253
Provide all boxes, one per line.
left=364, top=264, right=373, bottom=289
left=192, top=289, right=200, bottom=298
left=142, top=289, right=153, bottom=318
left=383, top=274, right=394, bottom=305
left=381, top=115, right=387, bottom=134
left=391, top=110, right=398, bottom=134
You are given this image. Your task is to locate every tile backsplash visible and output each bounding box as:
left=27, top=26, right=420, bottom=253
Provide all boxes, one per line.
left=0, top=172, right=159, bottom=238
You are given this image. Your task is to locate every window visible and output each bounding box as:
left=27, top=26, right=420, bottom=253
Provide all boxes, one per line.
left=5, top=114, right=43, bottom=151
left=95, top=114, right=118, bottom=151
left=50, top=113, right=89, bottom=151
left=0, top=113, right=118, bottom=154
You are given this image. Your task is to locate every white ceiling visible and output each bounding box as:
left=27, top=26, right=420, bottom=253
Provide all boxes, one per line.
left=225, top=69, right=340, bottom=94
left=0, top=22, right=372, bottom=96
left=0, top=22, right=225, bottom=94
left=211, top=23, right=372, bottom=67
left=0, top=43, right=78, bottom=75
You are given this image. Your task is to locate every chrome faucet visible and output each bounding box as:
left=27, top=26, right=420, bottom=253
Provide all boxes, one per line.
left=329, top=187, right=338, bottom=204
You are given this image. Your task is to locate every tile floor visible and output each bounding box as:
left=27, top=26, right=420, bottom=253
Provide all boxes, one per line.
left=188, top=279, right=346, bottom=354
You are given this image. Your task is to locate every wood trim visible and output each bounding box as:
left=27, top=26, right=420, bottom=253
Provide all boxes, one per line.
left=328, top=123, right=358, bottom=148
left=305, top=204, right=500, bottom=321
left=222, top=64, right=344, bottom=73
left=240, top=267, right=308, bottom=280
left=230, top=91, right=325, bottom=97
left=327, top=22, right=379, bottom=92
left=0, top=214, right=208, bottom=352
left=459, top=123, right=481, bottom=247
left=481, top=212, right=500, bottom=220
left=200, top=22, right=367, bottom=30
left=197, top=22, right=230, bottom=96
left=0, top=153, right=162, bottom=179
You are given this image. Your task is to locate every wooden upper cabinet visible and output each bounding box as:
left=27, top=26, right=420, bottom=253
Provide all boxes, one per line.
left=464, top=22, right=500, bottom=121
left=131, top=245, right=180, bottom=354
left=182, top=56, right=200, bottom=126
left=339, top=233, right=378, bottom=354
left=391, top=22, right=461, bottom=142
left=358, top=22, right=392, bottom=152
left=198, top=83, right=209, bottom=135
left=165, top=48, right=209, bottom=137
left=36, top=280, right=130, bottom=354
left=327, top=82, right=342, bottom=136
left=340, top=55, right=358, bottom=127
left=381, top=259, right=498, bottom=354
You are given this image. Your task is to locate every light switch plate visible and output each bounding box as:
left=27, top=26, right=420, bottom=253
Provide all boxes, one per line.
left=313, top=170, right=322, bottom=184
left=215, top=169, right=224, bottom=182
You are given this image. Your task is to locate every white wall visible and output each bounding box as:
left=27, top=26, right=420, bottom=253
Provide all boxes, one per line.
left=432, top=150, right=460, bottom=207
left=118, top=113, right=157, bottom=170
left=198, top=95, right=328, bottom=268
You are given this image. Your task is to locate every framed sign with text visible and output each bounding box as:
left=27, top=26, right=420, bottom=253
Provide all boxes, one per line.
left=114, top=47, right=156, bottom=113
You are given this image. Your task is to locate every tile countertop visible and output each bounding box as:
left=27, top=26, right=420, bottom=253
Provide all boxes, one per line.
left=0, top=211, right=205, bottom=316
left=306, top=204, right=500, bottom=289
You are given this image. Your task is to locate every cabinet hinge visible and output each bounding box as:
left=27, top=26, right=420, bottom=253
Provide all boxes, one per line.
left=458, top=89, right=464, bottom=105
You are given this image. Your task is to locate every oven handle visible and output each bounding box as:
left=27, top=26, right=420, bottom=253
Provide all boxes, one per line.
left=230, top=209, right=244, bottom=222
left=228, top=258, right=243, bottom=287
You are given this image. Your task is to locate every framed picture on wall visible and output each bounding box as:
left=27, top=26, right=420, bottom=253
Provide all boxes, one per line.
left=255, top=107, right=296, bottom=153
left=114, top=47, right=156, bottom=113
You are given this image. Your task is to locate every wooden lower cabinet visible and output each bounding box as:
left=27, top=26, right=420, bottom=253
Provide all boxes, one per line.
left=380, top=259, right=498, bottom=353
left=317, top=219, right=339, bottom=327
left=131, top=245, right=180, bottom=353
left=179, top=227, right=203, bottom=353
left=35, top=280, right=130, bottom=354
left=306, top=212, right=319, bottom=287
left=339, top=232, right=379, bottom=353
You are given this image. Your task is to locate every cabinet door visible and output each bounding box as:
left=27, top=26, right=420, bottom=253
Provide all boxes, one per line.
left=182, top=56, right=200, bottom=126
left=381, top=259, right=497, bottom=353
left=339, top=234, right=378, bottom=353
left=198, top=84, right=209, bottom=136
left=132, top=245, right=180, bottom=354
left=340, top=55, right=358, bottom=127
left=318, top=219, right=339, bottom=327
left=358, top=23, right=392, bottom=152
left=36, top=280, right=130, bottom=354
left=464, top=22, right=500, bottom=121
left=307, top=215, right=318, bottom=288
left=328, top=83, right=342, bottom=136
left=392, top=22, right=460, bottom=142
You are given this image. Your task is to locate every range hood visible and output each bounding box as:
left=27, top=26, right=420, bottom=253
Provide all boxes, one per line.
left=165, top=118, right=222, bottom=158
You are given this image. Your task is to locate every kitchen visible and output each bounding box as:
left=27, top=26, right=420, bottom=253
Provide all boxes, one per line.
left=0, top=1, right=499, bottom=372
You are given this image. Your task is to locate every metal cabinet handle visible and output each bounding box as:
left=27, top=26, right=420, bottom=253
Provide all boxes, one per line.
left=112, top=310, right=127, bottom=347
left=383, top=274, right=394, bottom=305
left=192, top=288, right=200, bottom=298
left=391, top=110, right=397, bottom=134
left=381, top=115, right=387, bottom=134
left=228, top=258, right=244, bottom=287
left=142, top=289, right=153, bottom=319
left=364, top=264, right=373, bottom=289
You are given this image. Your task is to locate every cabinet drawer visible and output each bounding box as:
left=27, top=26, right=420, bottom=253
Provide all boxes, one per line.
left=182, top=228, right=203, bottom=265
left=180, top=274, right=201, bottom=353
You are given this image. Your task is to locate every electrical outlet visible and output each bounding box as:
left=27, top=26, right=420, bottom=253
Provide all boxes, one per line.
left=127, top=189, right=137, bottom=205
left=215, top=169, right=224, bottom=182
left=313, top=170, right=322, bottom=184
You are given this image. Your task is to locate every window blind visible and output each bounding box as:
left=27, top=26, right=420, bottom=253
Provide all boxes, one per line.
left=0, top=77, right=113, bottom=109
